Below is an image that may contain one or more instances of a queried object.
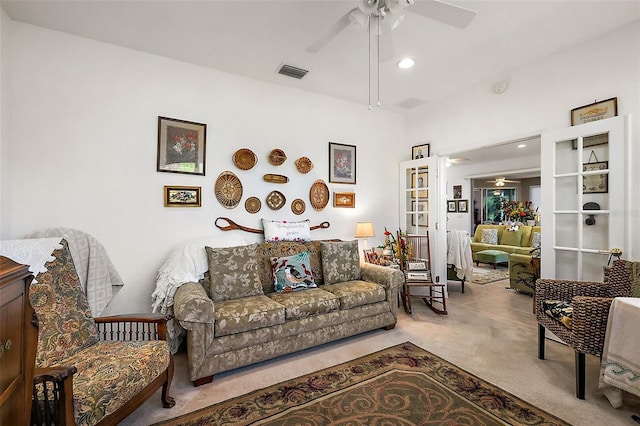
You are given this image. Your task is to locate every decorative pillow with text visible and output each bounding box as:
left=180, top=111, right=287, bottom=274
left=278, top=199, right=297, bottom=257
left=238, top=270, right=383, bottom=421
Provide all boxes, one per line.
left=263, top=219, right=311, bottom=242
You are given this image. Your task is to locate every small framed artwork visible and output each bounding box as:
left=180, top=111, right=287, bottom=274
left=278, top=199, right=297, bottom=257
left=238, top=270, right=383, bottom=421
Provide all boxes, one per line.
left=412, top=143, right=430, bottom=159
left=365, top=250, right=379, bottom=264
left=447, top=200, right=457, bottom=213
left=329, top=142, right=356, bottom=184
left=157, top=116, right=207, bottom=175
left=457, top=199, right=469, bottom=213
left=333, top=192, right=355, bottom=208
left=453, top=185, right=462, bottom=199
left=583, top=161, right=608, bottom=194
left=411, top=201, right=428, bottom=227
left=164, top=185, right=201, bottom=207
left=571, top=97, right=617, bottom=126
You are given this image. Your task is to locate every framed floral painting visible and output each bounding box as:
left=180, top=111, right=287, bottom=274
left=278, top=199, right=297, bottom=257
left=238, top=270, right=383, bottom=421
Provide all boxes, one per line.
left=157, top=116, right=207, bottom=175
left=329, top=142, right=356, bottom=184
left=164, top=186, right=201, bottom=207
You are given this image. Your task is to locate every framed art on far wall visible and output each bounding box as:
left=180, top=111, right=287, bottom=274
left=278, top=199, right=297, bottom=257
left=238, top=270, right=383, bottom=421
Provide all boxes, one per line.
left=333, top=192, right=355, bottom=208
left=457, top=199, right=468, bottom=213
left=447, top=200, right=457, bottom=213
left=329, top=142, right=356, bottom=184
left=412, top=143, right=430, bottom=160
left=164, top=186, right=201, bottom=207
left=157, top=116, right=207, bottom=176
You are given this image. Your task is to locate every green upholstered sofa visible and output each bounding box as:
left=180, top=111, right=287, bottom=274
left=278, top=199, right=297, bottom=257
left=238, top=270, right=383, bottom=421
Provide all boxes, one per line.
left=173, top=240, right=403, bottom=386
left=471, top=224, right=541, bottom=293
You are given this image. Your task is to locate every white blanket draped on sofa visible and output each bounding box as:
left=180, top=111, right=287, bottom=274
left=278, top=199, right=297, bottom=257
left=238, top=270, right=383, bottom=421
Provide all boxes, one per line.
left=447, top=229, right=473, bottom=280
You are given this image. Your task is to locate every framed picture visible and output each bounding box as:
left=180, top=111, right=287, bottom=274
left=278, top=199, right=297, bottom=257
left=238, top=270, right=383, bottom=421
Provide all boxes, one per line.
left=333, top=192, right=355, bottom=208
left=411, top=201, right=428, bottom=227
left=407, top=261, right=427, bottom=270
left=412, top=143, right=430, bottom=159
left=164, top=185, right=201, bottom=207
left=571, top=133, right=609, bottom=149
left=457, top=199, right=469, bottom=213
left=453, top=185, right=462, bottom=199
left=583, top=161, right=608, bottom=194
left=365, top=249, right=379, bottom=264
left=157, top=116, right=207, bottom=175
left=571, top=97, right=617, bottom=126
left=329, top=142, right=356, bottom=184
left=411, top=171, right=428, bottom=198
left=447, top=200, right=457, bottom=213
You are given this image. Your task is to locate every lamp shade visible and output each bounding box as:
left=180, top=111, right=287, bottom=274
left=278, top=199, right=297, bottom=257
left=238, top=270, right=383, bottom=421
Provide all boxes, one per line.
left=355, top=222, right=375, bottom=238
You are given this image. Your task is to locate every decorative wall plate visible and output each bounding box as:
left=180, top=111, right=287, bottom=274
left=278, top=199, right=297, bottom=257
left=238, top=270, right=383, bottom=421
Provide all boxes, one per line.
left=295, top=157, right=314, bottom=174
left=266, top=190, right=286, bottom=210
left=214, top=171, right=243, bottom=209
left=309, top=179, right=329, bottom=211
left=233, top=148, right=257, bottom=170
left=291, top=198, right=306, bottom=215
left=245, top=196, right=261, bottom=214
left=263, top=174, right=289, bottom=184
left=268, top=149, right=287, bottom=166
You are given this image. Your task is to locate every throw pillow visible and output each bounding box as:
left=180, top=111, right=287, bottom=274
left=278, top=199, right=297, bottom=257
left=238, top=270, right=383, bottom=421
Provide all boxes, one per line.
left=263, top=219, right=311, bottom=242
left=480, top=229, right=498, bottom=245
left=271, top=250, right=316, bottom=293
left=531, top=231, right=541, bottom=248
left=206, top=244, right=263, bottom=302
left=501, top=229, right=522, bottom=247
left=320, top=240, right=361, bottom=284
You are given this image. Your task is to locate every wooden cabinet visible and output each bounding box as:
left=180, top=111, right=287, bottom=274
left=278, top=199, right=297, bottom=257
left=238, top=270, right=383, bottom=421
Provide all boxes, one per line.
left=0, top=256, right=36, bottom=425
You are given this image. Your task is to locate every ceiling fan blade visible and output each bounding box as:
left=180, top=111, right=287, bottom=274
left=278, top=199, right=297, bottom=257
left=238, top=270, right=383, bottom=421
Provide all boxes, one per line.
left=378, top=19, right=395, bottom=62
left=409, top=0, right=476, bottom=29
left=306, top=9, right=354, bottom=54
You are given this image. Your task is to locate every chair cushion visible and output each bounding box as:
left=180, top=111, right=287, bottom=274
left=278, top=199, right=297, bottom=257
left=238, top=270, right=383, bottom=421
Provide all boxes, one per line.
left=543, top=299, right=573, bottom=329
left=214, top=295, right=285, bottom=337
left=320, top=240, right=361, bottom=284
left=268, top=288, right=340, bottom=320
left=206, top=244, right=263, bottom=302
left=29, top=239, right=99, bottom=368
left=63, top=340, right=170, bottom=426
left=322, top=280, right=386, bottom=309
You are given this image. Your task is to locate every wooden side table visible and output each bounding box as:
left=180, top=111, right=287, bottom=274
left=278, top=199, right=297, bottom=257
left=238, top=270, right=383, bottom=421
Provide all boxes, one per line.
left=401, top=271, right=447, bottom=315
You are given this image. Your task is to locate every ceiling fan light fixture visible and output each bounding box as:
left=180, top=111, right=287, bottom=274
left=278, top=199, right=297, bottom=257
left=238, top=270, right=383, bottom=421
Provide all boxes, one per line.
left=397, top=57, right=414, bottom=69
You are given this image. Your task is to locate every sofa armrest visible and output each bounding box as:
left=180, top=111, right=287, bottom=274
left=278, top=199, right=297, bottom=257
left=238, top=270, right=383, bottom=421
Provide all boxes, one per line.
left=174, top=282, right=215, bottom=326
left=361, top=263, right=404, bottom=289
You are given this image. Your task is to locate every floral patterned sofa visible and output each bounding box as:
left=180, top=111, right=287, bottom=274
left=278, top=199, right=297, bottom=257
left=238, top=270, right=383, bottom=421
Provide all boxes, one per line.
left=173, top=239, right=403, bottom=386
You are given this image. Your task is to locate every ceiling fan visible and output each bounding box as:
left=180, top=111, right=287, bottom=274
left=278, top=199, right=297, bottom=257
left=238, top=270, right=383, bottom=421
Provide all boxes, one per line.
left=486, top=176, right=521, bottom=187
left=306, top=0, right=477, bottom=59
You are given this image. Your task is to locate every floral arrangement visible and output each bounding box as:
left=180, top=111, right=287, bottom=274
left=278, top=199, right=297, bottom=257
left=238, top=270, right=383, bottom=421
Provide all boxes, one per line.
left=378, top=227, right=411, bottom=264
left=503, top=200, right=536, bottom=221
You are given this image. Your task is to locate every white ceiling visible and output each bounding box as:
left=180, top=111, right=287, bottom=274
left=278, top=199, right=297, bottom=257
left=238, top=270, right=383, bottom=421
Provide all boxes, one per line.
left=3, top=0, right=639, bottom=113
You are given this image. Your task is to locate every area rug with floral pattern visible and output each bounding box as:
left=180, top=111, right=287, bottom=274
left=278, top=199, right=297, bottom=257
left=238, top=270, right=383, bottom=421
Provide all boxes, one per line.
left=154, top=342, right=569, bottom=426
left=471, top=266, right=510, bottom=284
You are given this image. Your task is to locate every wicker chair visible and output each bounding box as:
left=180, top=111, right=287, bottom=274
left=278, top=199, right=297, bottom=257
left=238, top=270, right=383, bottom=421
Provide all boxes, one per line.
left=29, top=239, right=175, bottom=425
left=535, top=259, right=636, bottom=399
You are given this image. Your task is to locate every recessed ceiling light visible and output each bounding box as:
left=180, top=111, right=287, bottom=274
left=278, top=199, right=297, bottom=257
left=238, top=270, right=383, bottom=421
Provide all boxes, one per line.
left=397, top=58, right=414, bottom=69
left=517, top=144, right=526, bottom=148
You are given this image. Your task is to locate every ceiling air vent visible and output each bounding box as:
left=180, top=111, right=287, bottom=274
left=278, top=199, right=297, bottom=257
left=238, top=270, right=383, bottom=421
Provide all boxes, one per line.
left=278, top=64, right=308, bottom=79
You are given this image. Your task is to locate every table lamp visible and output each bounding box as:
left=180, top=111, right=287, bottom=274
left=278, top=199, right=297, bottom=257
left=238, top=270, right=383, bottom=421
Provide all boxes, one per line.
left=355, top=222, right=375, bottom=252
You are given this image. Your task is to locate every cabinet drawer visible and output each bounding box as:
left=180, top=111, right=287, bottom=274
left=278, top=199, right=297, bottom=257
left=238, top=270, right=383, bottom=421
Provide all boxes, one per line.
left=0, top=281, right=24, bottom=395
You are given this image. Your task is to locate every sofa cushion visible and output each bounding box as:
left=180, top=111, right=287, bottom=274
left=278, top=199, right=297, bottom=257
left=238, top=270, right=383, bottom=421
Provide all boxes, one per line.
left=214, top=295, right=285, bottom=337
left=263, top=219, right=312, bottom=242
left=268, top=288, right=340, bottom=320
left=500, top=229, right=523, bottom=247
left=59, top=340, right=170, bottom=426
left=323, top=280, right=386, bottom=309
left=29, top=239, right=99, bottom=368
left=480, top=228, right=498, bottom=245
left=320, top=240, right=361, bottom=284
left=206, top=244, right=263, bottom=302
left=272, top=250, right=316, bottom=293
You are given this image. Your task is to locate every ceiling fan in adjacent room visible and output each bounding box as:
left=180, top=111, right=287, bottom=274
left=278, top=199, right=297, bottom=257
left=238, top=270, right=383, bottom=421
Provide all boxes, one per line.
left=486, top=176, right=521, bottom=187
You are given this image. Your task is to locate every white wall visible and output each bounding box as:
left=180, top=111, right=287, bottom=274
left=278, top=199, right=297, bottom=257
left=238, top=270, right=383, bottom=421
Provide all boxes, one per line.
left=406, top=21, right=640, bottom=258
left=1, top=21, right=404, bottom=313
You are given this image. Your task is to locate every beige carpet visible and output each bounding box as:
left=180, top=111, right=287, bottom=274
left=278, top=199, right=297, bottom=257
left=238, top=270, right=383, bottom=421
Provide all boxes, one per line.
left=471, top=266, right=509, bottom=284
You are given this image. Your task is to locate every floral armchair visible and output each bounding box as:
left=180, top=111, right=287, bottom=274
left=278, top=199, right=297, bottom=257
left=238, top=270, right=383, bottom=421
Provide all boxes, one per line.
left=29, top=240, right=175, bottom=425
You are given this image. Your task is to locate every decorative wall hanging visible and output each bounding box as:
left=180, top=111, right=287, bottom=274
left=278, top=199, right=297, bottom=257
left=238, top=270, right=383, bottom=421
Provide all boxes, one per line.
left=291, top=199, right=306, bottom=215
left=266, top=190, right=286, bottom=210
left=164, top=186, right=201, bottom=207
left=583, top=151, right=608, bottom=194
left=310, top=179, right=330, bottom=211
left=295, top=157, right=314, bottom=174
left=329, top=142, right=356, bottom=184
left=215, top=217, right=330, bottom=234
left=263, top=174, right=289, bottom=184
left=447, top=200, right=457, bottom=213
left=214, top=171, right=243, bottom=209
left=571, top=97, right=617, bottom=126
left=411, top=143, right=430, bottom=159
left=268, top=149, right=287, bottom=166
left=333, top=192, right=355, bottom=208
left=457, top=199, right=469, bottom=213
left=157, top=116, right=206, bottom=176
left=233, top=148, right=257, bottom=170
left=245, top=197, right=261, bottom=214
left=453, top=185, right=462, bottom=199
